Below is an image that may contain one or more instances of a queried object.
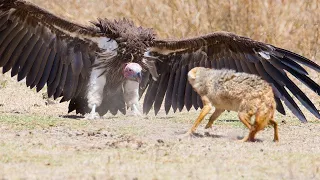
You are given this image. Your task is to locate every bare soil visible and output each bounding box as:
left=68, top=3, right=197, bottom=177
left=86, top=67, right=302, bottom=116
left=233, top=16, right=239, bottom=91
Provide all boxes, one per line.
left=0, top=74, right=319, bottom=180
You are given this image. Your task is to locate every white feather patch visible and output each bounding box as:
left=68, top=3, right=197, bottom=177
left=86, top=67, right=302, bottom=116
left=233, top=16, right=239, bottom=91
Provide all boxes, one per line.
left=258, top=51, right=271, bottom=60
left=87, top=68, right=107, bottom=109
left=94, top=37, right=118, bottom=50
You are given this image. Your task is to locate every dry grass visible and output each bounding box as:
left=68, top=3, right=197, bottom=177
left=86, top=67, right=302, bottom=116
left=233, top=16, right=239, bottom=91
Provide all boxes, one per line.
left=29, top=0, right=320, bottom=61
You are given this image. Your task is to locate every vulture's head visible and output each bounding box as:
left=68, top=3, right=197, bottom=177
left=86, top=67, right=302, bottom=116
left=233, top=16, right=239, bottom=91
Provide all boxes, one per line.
left=123, top=63, right=142, bottom=83
left=92, top=18, right=156, bottom=63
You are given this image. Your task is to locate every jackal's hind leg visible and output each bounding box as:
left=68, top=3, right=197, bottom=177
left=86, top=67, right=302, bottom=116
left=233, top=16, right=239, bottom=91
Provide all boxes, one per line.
left=269, top=119, right=279, bottom=142
left=245, top=113, right=269, bottom=142
left=238, top=112, right=253, bottom=142
left=205, top=108, right=224, bottom=129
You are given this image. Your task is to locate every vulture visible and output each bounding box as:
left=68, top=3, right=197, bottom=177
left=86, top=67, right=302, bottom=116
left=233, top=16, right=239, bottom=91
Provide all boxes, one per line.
left=0, top=0, right=319, bottom=122
left=122, top=63, right=142, bottom=117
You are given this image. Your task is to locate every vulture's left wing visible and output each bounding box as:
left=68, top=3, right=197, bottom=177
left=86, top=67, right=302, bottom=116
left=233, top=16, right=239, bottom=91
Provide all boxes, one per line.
left=0, top=0, right=119, bottom=114
left=143, top=32, right=320, bottom=122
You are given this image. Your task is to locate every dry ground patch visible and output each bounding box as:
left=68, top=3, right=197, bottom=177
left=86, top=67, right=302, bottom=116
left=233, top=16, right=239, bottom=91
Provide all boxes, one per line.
left=0, top=111, right=319, bottom=179
left=0, top=76, right=319, bottom=179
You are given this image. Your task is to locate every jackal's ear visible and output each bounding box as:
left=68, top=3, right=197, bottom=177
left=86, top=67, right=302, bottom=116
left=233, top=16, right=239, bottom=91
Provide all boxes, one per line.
left=188, top=68, right=198, bottom=80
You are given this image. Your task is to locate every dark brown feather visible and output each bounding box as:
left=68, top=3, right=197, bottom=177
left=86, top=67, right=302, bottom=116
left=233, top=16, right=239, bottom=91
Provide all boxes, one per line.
left=0, top=24, right=22, bottom=65
left=153, top=73, right=170, bottom=115
left=17, top=39, right=43, bottom=82
left=36, top=50, right=56, bottom=91
left=2, top=30, right=32, bottom=73
left=47, top=60, right=62, bottom=97
left=31, top=47, right=52, bottom=89
left=171, top=63, right=181, bottom=113
left=1, top=27, right=27, bottom=70
left=26, top=43, right=48, bottom=86
left=144, top=31, right=320, bottom=122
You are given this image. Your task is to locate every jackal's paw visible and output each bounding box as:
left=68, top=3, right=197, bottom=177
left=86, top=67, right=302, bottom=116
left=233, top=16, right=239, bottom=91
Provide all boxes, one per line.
left=178, top=131, right=198, bottom=140
left=273, top=138, right=279, bottom=142
left=204, top=123, right=213, bottom=129
left=84, top=112, right=100, bottom=120
left=238, top=137, right=255, bottom=143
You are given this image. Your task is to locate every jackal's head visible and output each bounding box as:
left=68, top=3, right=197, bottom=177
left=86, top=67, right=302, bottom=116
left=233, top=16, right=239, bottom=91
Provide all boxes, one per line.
left=187, top=67, right=207, bottom=86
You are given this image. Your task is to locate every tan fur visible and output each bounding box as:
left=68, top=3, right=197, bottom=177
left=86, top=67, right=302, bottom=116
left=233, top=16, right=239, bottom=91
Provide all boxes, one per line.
left=187, top=67, right=279, bottom=142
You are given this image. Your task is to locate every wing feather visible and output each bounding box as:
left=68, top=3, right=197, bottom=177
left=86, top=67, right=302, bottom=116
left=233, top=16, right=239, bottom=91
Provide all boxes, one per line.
left=47, top=59, right=62, bottom=97
left=171, top=61, right=181, bottom=113
left=0, top=0, right=102, bottom=108
left=17, top=38, right=43, bottom=81
left=26, top=44, right=48, bottom=87
left=144, top=31, right=320, bottom=122
left=54, top=64, right=68, bottom=99
left=177, top=65, right=188, bottom=111
left=153, top=73, right=170, bottom=115
left=2, top=30, right=32, bottom=73
left=30, top=47, right=52, bottom=88
left=164, top=62, right=178, bottom=113
left=143, top=78, right=158, bottom=114
left=36, top=50, right=56, bottom=92
left=11, top=35, right=39, bottom=77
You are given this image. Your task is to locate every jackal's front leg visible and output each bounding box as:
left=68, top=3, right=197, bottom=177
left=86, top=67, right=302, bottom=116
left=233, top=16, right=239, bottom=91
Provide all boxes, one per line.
left=185, top=96, right=212, bottom=136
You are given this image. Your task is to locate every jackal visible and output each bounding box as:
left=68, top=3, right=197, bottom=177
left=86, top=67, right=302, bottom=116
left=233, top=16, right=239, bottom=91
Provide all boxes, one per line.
left=187, top=67, right=279, bottom=142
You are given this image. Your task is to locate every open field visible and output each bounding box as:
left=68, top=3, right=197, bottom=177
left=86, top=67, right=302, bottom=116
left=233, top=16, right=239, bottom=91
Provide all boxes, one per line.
left=0, top=0, right=320, bottom=179
left=0, top=95, right=320, bottom=179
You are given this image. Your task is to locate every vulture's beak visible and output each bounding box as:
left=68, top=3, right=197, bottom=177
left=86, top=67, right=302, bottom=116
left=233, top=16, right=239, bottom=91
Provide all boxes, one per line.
left=136, top=72, right=142, bottom=83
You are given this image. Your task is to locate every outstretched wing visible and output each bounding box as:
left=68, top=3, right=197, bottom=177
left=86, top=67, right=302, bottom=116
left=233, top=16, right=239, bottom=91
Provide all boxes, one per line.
left=0, top=0, right=107, bottom=103
left=143, top=32, right=320, bottom=122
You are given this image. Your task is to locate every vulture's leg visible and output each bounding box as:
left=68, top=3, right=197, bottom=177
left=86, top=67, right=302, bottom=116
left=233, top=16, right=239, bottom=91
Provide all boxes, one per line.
left=131, top=104, right=141, bottom=116
left=123, top=80, right=142, bottom=116
left=85, top=68, right=107, bottom=120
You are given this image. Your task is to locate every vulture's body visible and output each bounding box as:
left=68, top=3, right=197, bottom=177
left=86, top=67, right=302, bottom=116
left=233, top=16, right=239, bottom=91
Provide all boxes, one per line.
left=0, top=0, right=319, bottom=122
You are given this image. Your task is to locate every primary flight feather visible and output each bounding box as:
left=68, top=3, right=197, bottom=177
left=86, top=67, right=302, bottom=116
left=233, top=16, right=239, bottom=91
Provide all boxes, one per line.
left=0, top=0, right=319, bottom=122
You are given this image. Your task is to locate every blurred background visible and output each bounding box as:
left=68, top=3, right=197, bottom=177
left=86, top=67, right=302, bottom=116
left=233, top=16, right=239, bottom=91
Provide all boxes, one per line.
left=28, top=0, right=319, bottom=62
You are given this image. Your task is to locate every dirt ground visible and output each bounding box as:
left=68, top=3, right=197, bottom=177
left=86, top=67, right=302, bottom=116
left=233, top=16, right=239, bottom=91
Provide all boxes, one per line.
left=0, top=74, right=319, bottom=180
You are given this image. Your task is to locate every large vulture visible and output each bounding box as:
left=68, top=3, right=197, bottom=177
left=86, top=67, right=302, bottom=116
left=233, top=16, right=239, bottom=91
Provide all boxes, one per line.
left=0, top=0, right=319, bottom=122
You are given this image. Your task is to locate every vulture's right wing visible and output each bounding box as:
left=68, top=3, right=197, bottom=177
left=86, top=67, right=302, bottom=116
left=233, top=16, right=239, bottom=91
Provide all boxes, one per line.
left=143, top=32, right=320, bottom=122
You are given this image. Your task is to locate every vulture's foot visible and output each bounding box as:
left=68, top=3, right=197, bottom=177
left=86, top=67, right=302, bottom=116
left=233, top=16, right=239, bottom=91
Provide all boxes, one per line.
left=84, top=113, right=100, bottom=120
left=131, top=109, right=142, bottom=117
left=129, top=104, right=142, bottom=117
left=85, top=105, right=100, bottom=120
left=84, top=112, right=100, bottom=120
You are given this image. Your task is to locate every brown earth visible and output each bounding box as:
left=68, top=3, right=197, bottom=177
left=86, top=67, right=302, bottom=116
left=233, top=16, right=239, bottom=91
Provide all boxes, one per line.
left=0, top=73, right=319, bottom=180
